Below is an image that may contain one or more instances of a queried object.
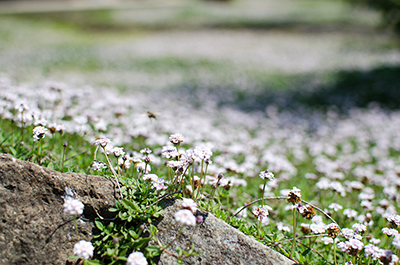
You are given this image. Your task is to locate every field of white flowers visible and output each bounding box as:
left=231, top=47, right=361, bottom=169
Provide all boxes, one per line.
left=1, top=0, right=400, bottom=264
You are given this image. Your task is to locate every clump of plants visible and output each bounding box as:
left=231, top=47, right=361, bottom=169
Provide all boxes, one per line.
left=3, top=79, right=400, bottom=265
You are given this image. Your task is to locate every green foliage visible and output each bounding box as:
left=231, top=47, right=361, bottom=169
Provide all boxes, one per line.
left=345, top=0, right=400, bottom=33
left=91, top=178, right=166, bottom=264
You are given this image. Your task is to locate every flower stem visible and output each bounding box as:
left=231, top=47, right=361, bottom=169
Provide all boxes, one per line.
left=73, top=215, right=79, bottom=237
left=103, top=149, right=123, bottom=199
left=290, top=208, right=297, bottom=258
left=261, top=178, right=267, bottom=206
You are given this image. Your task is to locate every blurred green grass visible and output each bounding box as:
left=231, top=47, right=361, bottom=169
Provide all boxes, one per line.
left=0, top=0, right=399, bottom=111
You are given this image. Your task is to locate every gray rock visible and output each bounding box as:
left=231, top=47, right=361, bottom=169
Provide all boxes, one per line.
left=0, top=154, right=295, bottom=265
left=156, top=200, right=295, bottom=265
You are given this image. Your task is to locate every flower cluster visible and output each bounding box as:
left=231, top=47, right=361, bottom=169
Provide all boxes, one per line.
left=63, top=198, right=84, bottom=216
left=73, top=240, right=94, bottom=260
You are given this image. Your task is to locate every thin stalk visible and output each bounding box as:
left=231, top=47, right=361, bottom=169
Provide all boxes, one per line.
left=233, top=196, right=287, bottom=217
left=103, top=149, right=123, bottom=199
left=73, top=215, right=79, bottom=237
left=61, top=142, right=67, bottom=173
left=290, top=208, right=297, bottom=258
left=261, top=178, right=267, bottom=206
left=334, top=241, right=337, bottom=265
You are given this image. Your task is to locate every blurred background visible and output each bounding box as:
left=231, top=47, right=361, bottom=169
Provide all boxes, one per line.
left=1, top=0, right=399, bottom=112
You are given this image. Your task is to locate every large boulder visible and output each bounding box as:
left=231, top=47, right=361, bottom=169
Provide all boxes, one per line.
left=0, top=154, right=295, bottom=265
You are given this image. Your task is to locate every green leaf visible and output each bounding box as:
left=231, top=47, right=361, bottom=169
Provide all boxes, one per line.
left=132, top=237, right=151, bottom=249
left=95, top=219, right=105, bottom=231
left=84, top=260, right=102, bottom=265
left=121, top=198, right=141, bottom=212
left=176, top=246, right=183, bottom=256
left=145, top=245, right=162, bottom=258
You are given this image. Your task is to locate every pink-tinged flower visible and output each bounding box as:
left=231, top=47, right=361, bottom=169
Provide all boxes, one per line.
left=382, top=227, right=399, bottom=237
left=379, top=250, right=399, bottom=265
left=328, top=203, right=343, bottom=212
left=387, top=214, right=400, bottom=228
left=94, top=138, right=111, bottom=147
left=252, top=205, right=271, bottom=221
left=91, top=160, right=107, bottom=171
left=193, top=145, right=212, bottom=162
left=33, top=126, right=48, bottom=141
left=321, top=237, right=334, bottom=245
left=111, top=147, right=125, bottom=157
left=161, top=145, right=179, bottom=159
left=259, top=169, right=274, bottom=180
left=143, top=174, right=159, bottom=182
left=175, top=209, right=196, bottom=226
left=140, top=148, right=152, bottom=155
left=73, top=240, right=94, bottom=260
left=126, top=251, right=148, bottom=265
left=169, top=133, right=185, bottom=145
left=393, top=235, right=400, bottom=250
left=364, top=244, right=381, bottom=260
left=352, top=223, right=367, bottom=234
left=337, top=238, right=364, bottom=256
left=181, top=198, right=198, bottom=214
left=63, top=198, right=84, bottom=215
left=151, top=178, right=167, bottom=191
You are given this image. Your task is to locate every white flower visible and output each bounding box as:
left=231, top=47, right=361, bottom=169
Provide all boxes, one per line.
left=193, top=145, right=212, bottom=162
left=277, top=222, right=291, bottom=232
left=175, top=209, right=196, bottom=226
left=181, top=198, right=198, bottom=214
left=387, top=214, right=400, bottom=227
left=111, top=147, right=125, bottom=157
left=393, top=235, right=400, bottom=250
left=364, top=244, right=381, bottom=259
left=352, top=223, right=367, bottom=234
left=136, top=162, right=150, bottom=173
left=382, top=227, right=399, bottom=237
left=169, top=133, right=185, bottom=145
left=321, top=237, right=334, bottom=245
left=126, top=251, right=148, bottom=265
left=33, top=126, right=48, bottom=141
left=152, top=177, right=167, bottom=191
left=161, top=145, right=179, bottom=159
left=63, top=198, right=84, bottom=215
left=343, top=209, right=358, bottom=218
left=73, top=240, right=94, bottom=260
left=328, top=203, right=343, bottom=212
left=143, top=174, right=159, bottom=182
left=91, top=160, right=107, bottom=171
left=94, top=138, right=111, bottom=147
left=259, top=169, right=274, bottom=180
left=310, top=223, right=326, bottom=234
left=252, top=205, right=270, bottom=221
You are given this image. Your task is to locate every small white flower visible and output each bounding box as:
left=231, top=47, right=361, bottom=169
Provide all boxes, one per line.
left=126, top=251, right=148, bottom=265
left=111, top=147, right=125, bottom=157
left=33, top=126, right=48, bottom=141
left=169, top=133, right=185, bottom=145
left=181, top=198, right=198, bottom=214
left=94, top=138, right=111, bottom=147
left=152, top=177, right=167, bottom=191
left=73, top=240, right=94, bottom=260
left=91, top=160, right=107, bottom=171
left=328, top=203, right=343, bottom=212
left=259, top=169, right=274, bottom=180
left=63, top=198, right=84, bottom=215
left=382, top=227, right=399, bottom=237
left=321, top=237, right=334, bottom=245
left=143, top=174, right=159, bottom=182
left=175, top=209, right=196, bottom=226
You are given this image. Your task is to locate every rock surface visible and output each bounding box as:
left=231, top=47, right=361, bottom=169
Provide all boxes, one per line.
left=0, top=154, right=294, bottom=265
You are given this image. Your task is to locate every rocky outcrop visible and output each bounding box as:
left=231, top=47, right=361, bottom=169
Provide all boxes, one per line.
left=0, top=154, right=294, bottom=265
